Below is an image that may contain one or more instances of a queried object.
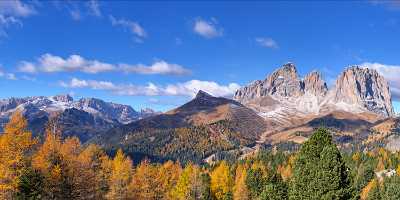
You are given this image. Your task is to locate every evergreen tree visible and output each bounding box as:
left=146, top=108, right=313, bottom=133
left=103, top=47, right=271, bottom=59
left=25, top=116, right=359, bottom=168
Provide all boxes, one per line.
left=15, top=168, right=44, bottom=200
left=245, top=168, right=265, bottom=198
left=200, top=173, right=212, bottom=200
left=381, top=176, right=400, bottom=200
left=289, top=128, right=352, bottom=200
left=260, top=173, right=287, bottom=200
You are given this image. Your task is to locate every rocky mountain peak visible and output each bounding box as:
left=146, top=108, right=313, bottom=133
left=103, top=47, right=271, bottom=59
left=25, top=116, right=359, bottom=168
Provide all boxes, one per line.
left=265, top=63, right=298, bottom=83
left=234, top=63, right=394, bottom=120
left=304, top=71, right=328, bottom=96
left=53, top=94, right=73, bottom=102
left=195, top=90, right=213, bottom=99
left=264, top=63, right=303, bottom=97
left=234, top=63, right=304, bottom=102
left=332, top=66, right=394, bottom=117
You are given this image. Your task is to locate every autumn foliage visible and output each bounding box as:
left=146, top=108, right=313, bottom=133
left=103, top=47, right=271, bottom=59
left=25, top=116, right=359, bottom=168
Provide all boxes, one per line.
left=2, top=112, right=400, bottom=199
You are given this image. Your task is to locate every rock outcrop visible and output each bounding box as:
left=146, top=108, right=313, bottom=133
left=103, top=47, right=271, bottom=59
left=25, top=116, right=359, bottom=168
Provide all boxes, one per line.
left=303, top=71, right=328, bottom=96
left=331, top=66, right=394, bottom=117
left=264, top=63, right=303, bottom=98
left=234, top=63, right=394, bottom=121
left=234, top=63, right=305, bottom=102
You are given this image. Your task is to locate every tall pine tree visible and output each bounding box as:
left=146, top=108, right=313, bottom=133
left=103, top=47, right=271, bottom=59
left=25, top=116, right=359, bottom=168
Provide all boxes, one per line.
left=289, top=128, right=353, bottom=200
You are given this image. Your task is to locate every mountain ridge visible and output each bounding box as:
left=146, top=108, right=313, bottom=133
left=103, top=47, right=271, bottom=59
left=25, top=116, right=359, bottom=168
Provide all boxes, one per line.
left=0, top=94, right=159, bottom=141
left=234, top=63, right=394, bottom=128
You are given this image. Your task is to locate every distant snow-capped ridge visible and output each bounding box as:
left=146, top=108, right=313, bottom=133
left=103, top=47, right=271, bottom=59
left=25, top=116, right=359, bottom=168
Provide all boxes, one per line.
left=0, top=94, right=158, bottom=124
left=234, top=63, right=394, bottom=127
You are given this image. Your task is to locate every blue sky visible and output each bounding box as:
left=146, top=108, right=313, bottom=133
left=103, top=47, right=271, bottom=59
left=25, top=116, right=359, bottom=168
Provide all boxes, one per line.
left=0, top=1, right=399, bottom=112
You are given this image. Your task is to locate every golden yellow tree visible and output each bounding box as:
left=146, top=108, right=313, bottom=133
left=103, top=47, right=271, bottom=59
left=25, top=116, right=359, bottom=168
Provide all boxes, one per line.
left=360, top=178, right=378, bottom=200
left=32, top=117, right=90, bottom=199
left=129, top=159, right=158, bottom=200
left=157, top=160, right=181, bottom=199
left=278, top=154, right=295, bottom=181
left=76, top=144, right=111, bottom=199
left=210, top=161, right=233, bottom=200
left=106, top=149, right=132, bottom=200
left=170, top=162, right=206, bottom=200
left=233, top=164, right=249, bottom=200
left=396, top=164, right=400, bottom=176
left=31, top=121, right=64, bottom=199
left=0, top=111, right=36, bottom=199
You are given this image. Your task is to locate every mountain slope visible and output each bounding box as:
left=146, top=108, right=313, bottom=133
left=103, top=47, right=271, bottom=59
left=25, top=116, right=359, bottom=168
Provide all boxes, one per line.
left=92, top=90, right=268, bottom=164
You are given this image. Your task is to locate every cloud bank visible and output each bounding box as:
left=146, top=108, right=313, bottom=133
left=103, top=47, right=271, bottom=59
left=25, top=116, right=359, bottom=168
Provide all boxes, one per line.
left=18, top=54, right=191, bottom=75
left=60, top=78, right=240, bottom=98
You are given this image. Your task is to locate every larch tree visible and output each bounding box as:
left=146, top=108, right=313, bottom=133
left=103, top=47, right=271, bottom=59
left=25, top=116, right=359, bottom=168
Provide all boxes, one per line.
left=129, top=159, right=157, bottom=199
left=74, top=144, right=110, bottom=199
left=0, top=111, right=36, bottom=199
left=32, top=118, right=84, bottom=199
left=210, top=161, right=233, bottom=200
left=233, top=164, right=249, bottom=200
left=106, top=149, right=132, bottom=200
left=171, top=162, right=206, bottom=200
left=158, top=161, right=181, bottom=199
left=171, top=163, right=196, bottom=200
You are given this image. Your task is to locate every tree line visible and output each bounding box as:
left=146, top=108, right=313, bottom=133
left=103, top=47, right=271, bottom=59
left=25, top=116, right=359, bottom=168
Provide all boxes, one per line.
left=1, top=111, right=400, bottom=199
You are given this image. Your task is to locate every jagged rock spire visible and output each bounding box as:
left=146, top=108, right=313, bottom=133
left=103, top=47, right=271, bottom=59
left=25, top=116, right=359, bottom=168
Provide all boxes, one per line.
left=332, top=66, right=394, bottom=117
left=234, top=63, right=394, bottom=118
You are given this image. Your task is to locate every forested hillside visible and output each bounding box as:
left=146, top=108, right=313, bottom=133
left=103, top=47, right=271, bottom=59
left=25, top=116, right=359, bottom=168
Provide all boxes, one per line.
left=1, top=111, right=400, bottom=199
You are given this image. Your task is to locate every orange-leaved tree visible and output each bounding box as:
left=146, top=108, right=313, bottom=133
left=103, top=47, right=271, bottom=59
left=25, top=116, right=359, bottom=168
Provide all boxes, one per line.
left=0, top=111, right=36, bottom=199
left=106, top=149, right=132, bottom=200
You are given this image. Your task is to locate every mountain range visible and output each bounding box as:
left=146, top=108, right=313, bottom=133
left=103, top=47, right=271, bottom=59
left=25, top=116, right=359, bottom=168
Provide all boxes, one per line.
left=1, top=63, right=399, bottom=164
left=0, top=95, right=158, bottom=142
left=89, top=63, right=398, bottom=164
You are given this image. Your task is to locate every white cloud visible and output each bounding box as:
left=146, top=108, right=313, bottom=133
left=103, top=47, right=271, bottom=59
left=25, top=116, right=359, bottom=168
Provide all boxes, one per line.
left=0, top=69, right=17, bottom=80
left=193, top=18, right=223, bottom=38
left=0, top=0, right=36, bottom=17
left=120, top=61, right=191, bottom=75
left=87, top=0, right=101, bottom=17
left=69, top=9, right=81, bottom=21
left=255, top=37, right=279, bottom=49
left=0, top=15, right=21, bottom=36
left=18, top=54, right=191, bottom=75
left=361, top=62, right=400, bottom=100
left=110, top=15, right=146, bottom=38
left=0, top=14, right=21, bottom=26
left=19, top=54, right=115, bottom=74
left=18, top=61, right=37, bottom=73
left=165, top=80, right=240, bottom=98
left=60, top=78, right=240, bottom=98
left=0, top=0, right=35, bottom=37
